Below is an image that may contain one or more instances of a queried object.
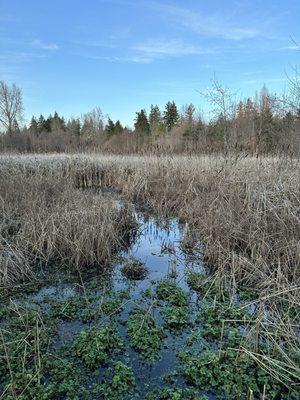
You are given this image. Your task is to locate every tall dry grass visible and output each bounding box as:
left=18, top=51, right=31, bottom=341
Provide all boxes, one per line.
left=0, top=158, right=134, bottom=286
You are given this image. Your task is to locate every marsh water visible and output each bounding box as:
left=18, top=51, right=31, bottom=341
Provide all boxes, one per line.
left=1, top=203, right=294, bottom=399
left=1, top=209, right=223, bottom=399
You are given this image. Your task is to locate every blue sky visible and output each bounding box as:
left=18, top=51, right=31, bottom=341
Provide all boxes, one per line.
left=0, top=0, right=299, bottom=126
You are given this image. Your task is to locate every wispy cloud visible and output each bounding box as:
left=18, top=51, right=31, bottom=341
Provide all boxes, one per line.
left=84, top=40, right=118, bottom=49
left=145, top=1, right=260, bottom=40
left=0, top=51, right=47, bottom=62
left=132, top=39, right=213, bottom=57
left=285, top=45, right=299, bottom=51
left=31, top=39, right=59, bottom=50
left=80, top=54, right=153, bottom=64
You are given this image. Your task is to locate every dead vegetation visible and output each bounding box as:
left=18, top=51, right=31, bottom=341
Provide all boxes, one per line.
left=0, top=158, right=134, bottom=286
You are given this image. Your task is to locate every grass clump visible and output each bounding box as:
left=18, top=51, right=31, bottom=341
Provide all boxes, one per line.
left=73, top=324, right=123, bottom=369
left=121, top=258, right=148, bottom=280
left=126, top=308, right=165, bottom=360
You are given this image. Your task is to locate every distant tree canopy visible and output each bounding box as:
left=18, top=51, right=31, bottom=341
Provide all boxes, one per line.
left=1, top=79, right=300, bottom=155
left=30, top=112, right=66, bottom=134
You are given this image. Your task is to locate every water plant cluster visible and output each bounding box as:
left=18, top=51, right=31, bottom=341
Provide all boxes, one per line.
left=0, top=263, right=298, bottom=399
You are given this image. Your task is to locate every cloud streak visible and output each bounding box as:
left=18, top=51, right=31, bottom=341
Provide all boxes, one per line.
left=145, top=1, right=260, bottom=40
left=31, top=39, right=59, bottom=50
left=132, top=39, right=213, bottom=57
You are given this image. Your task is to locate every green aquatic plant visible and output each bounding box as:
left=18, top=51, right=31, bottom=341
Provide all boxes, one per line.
left=146, top=386, right=208, bottom=400
left=51, top=296, right=90, bottom=320
left=126, top=307, right=165, bottom=359
left=200, top=301, right=249, bottom=341
left=156, top=280, right=189, bottom=307
left=156, top=280, right=190, bottom=330
left=81, top=289, right=130, bottom=322
left=101, top=361, right=136, bottom=399
left=164, top=305, right=190, bottom=329
left=73, top=324, right=123, bottom=369
left=41, top=355, right=89, bottom=399
left=180, top=349, right=292, bottom=400
left=0, top=303, right=54, bottom=399
left=186, top=271, right=230, bottom=301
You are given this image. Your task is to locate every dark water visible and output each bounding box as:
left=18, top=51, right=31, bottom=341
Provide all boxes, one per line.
left=13, top=213, right=215, bottom=399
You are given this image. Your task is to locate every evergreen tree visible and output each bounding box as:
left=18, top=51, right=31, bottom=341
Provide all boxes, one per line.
left=134, top=109, right=150, bottom=134
left=37, top=115, right=46, bottom=133
left=149, top=105, right=161, bottom=133
left=44, top=115, right=52, bottom=132
left=67, top=118, right=81, bottom=136
left=164, top=101, right=179, bottom=131
left=29, top=117, right=39, bottom=135
left=185, top=103, right=196, bottom=125
left=105, top=118, right=116, bottom=136
left=74, top=118, right=81, bottom=136
left=51, top=111, right=66, bottom=131
left=114, top=120, right=123, bottom=134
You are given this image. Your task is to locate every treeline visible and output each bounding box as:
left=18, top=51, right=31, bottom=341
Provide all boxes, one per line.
left=1, top=82, right=300, bottom=155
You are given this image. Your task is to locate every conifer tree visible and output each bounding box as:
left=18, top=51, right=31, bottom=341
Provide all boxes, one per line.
left=29, top=117, right=39, bottom=134
left=114, top=120, right=123, bottom=134
left=37, top=115, right=46, bottom=133
left=149, top=105, right=161, bottom=133
left=185, top=104, right=196, bottom=126
left=164, top=101, right=179, bottom=131
left=67, top=118, right=81, bottom=136
left=105, top=118, right=115, bottom=136
left=134, top=109, right=150, bottom=134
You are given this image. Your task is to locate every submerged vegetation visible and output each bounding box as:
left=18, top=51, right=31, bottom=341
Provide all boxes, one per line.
left=0, top=153, right=299, bottom=398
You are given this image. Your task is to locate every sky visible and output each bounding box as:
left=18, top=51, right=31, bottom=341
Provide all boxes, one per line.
left=0, top=0, right=299, bottom=126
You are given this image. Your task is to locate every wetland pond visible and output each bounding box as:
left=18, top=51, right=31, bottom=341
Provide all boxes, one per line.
left=0, top=209, right=295, bottom=399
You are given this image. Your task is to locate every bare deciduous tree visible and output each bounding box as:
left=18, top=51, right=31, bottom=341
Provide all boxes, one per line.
left=81, top=107, right=105, bottom=136
left=203, top=78, right=237, bottom=150
left=0, top=81, right=23, bottom=134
